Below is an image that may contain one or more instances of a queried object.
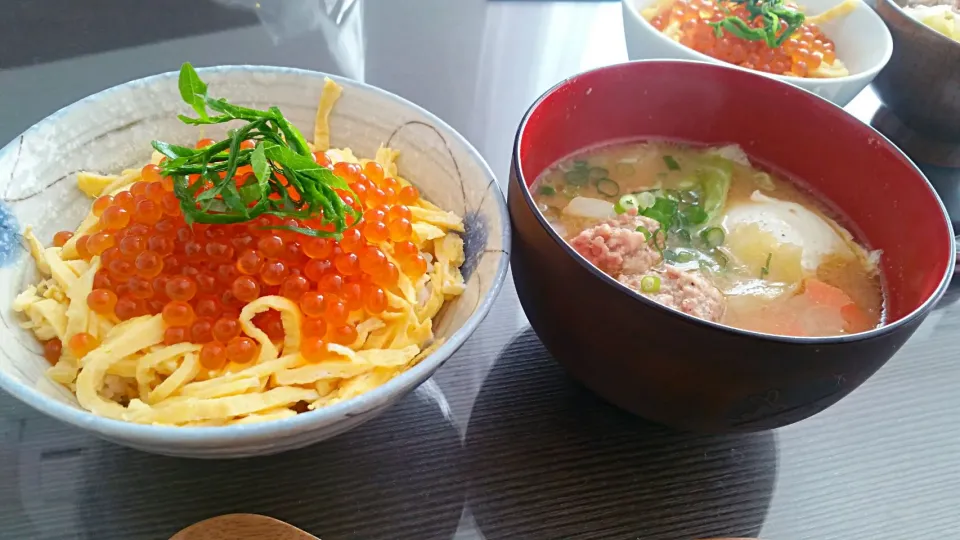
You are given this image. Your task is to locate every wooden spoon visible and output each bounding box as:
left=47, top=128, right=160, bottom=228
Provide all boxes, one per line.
left=169, top=514, right=319, bottom=540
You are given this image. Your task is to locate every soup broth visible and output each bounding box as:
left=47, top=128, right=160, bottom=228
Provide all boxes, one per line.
left=533, top=141, right=884, bottom=336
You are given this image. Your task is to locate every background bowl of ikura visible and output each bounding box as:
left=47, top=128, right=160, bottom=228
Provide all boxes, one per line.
left=508, top=60, right=955, bottom=433
left=0, top=65, right=509, bottom=458
left=621, top=0, right=894, bottom=106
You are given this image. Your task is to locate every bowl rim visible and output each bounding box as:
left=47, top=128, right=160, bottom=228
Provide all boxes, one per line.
left=512, top=59, right=955, bottom=345
left=620, top=0, right=895, bottom=85
left=0, top=64, right=511, bottom=444
left=876, top=0, right=960, bottom=52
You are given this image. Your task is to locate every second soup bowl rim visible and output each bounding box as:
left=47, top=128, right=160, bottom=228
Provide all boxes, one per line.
left=877, top=0, right=960, bottom=52
left=512, top=59, right=955, bottom=345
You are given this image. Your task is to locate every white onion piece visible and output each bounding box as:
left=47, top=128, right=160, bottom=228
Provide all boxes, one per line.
left=708, top=144, right=751, bottom=167
left=562, top=197, right=616, bottom=220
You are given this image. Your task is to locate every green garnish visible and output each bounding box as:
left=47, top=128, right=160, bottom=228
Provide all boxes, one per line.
left=641, top=197, right=679, bottom=228
left=640, top=275, right=661, bottom=293
left=635, top=225, right=652, bottom=241
left=709, top=0, right=806, bottom=49
left=663, top=155, right=681, bottom=171
left=700, top=227, right=726, bottom=248
left=154, top=63, right=357, bottom=237
left=615, top=194, right=640, bottom=214
left=680, top=189, right=700, bottom=205
left=564, top=168, right=589, bottom=186
left=664, top=248, right=697, bottom=264
left=595, top=178, right=620, bottom=197
left=698, top=159, right=733, bottom=224
left=760, top=252, right=773, bottom=278
left=539, top=185, right=557, bottom=196
left=681, top=205, right=708, bottom=225
left=588, top=167, right=609, bottom=180
left=636, top=191, right=656, bottom=209
left=713, top=250, right=729, bottom=269
left=652, top=228, right=668, bottom=252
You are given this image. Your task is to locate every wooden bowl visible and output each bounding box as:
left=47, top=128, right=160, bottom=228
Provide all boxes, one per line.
left=508, top=60, right=956, bottom=433
left=872, top=0, right=960, bottom=142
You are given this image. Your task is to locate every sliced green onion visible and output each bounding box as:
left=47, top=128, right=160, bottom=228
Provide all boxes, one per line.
left=564, top=169, right=588, bottom=186
left=666, top=248, right=697, bottom=263
left=713, top=250, right=729, bottom=269
left=636, top=191, right=657, bottom=210
left=614, top=194, right=640, bottom=214
left=682, top=205, right=708, bottom=225
left=588, top=167, right=609, bottom=180
left=652, top=228, right=667, bottom=252
left=615, top=163, right=636, bottom=176
left=680, top=189, right=700, bottom=204
left=595, top=177, right=620, bottom=197
left=663, top=155, right=681, bottom=171
left=538, top=185, right=556, bottom=196
left=640, top=275, right=661, bottom=293
left=635, top=225, right=652, bottom=241
left=760, top=252, right=772, bottom=278
left=700, top=226, right=725, bottom=248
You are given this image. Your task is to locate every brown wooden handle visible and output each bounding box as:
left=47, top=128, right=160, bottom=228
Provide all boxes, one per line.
left=169, top=514, right=319, bottom=540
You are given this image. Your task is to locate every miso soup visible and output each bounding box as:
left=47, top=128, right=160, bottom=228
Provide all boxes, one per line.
left=532, top=141, right=884, bottom=336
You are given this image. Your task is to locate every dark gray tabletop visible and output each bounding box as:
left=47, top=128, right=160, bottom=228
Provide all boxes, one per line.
left=2, top=1, right=959, bottom=539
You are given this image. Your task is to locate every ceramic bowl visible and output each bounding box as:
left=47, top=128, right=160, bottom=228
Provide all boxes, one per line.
left=0, top=66, right=509, bottom=458
left=509, top=60, right=955, bottom=432
left=621, top=0, right=894, bottom=106
left=872, top=0, right=960, bottom=141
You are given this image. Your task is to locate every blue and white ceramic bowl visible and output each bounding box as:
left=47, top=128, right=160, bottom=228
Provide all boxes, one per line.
left=0, top=66, right=509, bottom=458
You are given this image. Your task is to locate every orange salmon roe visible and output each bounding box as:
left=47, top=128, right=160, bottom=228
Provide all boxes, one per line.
left=43, top=338, right=63, bottom=364
left=70, top=142, right=428, bottom=361
left=53, top=231, right=74, bottom=247
left=68, top=332, right=100, bottom=357
left=649, top=0, right=837, bottom=77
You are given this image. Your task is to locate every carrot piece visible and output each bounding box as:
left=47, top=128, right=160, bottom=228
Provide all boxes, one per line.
left=802, top=278, right=854, bottom=308
left=841, top=303, right=874, bottom=333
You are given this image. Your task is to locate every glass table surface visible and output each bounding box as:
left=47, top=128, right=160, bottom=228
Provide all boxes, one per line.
left=1, top=1, right=958, bottom=539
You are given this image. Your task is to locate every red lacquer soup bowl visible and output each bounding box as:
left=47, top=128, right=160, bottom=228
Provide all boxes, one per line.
left=508, top=60, right=955, bottom=433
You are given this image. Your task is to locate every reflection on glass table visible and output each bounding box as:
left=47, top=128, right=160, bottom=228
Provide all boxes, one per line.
left=466, top=329, right=777, bottom=540
left=8, top=385, right=464, bottom=539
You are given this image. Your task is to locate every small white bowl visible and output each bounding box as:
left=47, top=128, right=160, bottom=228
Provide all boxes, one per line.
left=622, top=0, right=894, bottom=105
left=0, top=66, right=509, bottom=458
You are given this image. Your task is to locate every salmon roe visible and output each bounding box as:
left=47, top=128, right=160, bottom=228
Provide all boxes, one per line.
left=52, top=231, right=74, bottom=247
left=71, top=145, right=426, bottom=360
left=43, top=338, right=63, bottom=364
left=68, top=332, right=100, bottom=358
left=649, top=0, right=837, bottom=77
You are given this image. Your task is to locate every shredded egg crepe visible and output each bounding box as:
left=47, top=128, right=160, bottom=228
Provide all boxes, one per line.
left=14, top=78, right=467, bottom=426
